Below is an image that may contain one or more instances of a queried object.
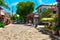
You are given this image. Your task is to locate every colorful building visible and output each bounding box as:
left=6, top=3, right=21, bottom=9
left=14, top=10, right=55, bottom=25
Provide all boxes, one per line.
left=0, top=7, right=11, bottom=23
left=0, top=7, right=5, bottom=22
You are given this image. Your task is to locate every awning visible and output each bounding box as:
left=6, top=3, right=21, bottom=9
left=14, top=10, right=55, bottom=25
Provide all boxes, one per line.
left=41, top=18, right=54, bottom=21
left=27, top=14, right=35, bottom=20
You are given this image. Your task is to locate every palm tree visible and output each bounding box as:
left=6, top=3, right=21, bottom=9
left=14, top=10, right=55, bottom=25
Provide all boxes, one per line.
left=0, top=0, right=9, bottom=9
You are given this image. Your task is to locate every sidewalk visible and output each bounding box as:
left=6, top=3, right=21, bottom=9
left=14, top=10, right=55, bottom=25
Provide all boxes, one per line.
left=5, top=24, right=12, bottom=27
left=0, top=24, right=12, bottom=31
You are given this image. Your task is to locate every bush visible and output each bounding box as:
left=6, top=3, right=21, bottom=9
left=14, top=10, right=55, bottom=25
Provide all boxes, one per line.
left=54, top=25, right=60, bottom=30
left=8, top=20, right=11, bottom=22
left=0, top=22, right=5, bottom=28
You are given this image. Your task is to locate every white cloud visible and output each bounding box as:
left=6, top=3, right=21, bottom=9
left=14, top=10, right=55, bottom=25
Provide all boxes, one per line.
left=49, top=2, right=57, bottom=5
left=53, top=2, right=57, bottom=5
left=37, top=0, right=42, bottom=4
left=33, top=10, right=37, bottom=13
left=11, top=2, right=19, bottom=6
left=40, top=0, right=42, bottom=4
left=37, top=0, right=57, bottom=5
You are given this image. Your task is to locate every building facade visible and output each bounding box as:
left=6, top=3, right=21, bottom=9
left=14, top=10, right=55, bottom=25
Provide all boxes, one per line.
left=36, top=5, right=56, bottom=15
left=0, top=7, right=5, bottom=22
left=0, top=7, right=11, bottom=22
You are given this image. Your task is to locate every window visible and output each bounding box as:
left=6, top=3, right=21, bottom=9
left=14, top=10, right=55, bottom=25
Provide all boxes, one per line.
left=43, top=8, right=47, bottom=10
left=53, top=11, right=56, bottom=14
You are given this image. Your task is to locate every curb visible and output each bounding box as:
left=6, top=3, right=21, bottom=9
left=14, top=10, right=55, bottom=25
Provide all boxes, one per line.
left=42, top=29, right=60, bottom=40
left=0, top=24, right=12, bottom=30
left=36, top=27, right=60, bottom=40
left=45, top=31, right=60, bottom=40
left=5, top=24, right=12, bottom=27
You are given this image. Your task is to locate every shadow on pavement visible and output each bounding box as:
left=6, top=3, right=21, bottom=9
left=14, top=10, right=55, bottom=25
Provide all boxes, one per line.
left=12, top=22, right=26, bottom=24
left=37, top=28, right=58, bottom=40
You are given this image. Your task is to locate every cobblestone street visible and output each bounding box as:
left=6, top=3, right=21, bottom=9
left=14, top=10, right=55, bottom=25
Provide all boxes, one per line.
left=0, top=24, right=56, bottom=40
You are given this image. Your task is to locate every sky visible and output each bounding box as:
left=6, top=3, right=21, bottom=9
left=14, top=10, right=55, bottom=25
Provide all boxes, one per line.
left=4, top=0, right=56, bottom=14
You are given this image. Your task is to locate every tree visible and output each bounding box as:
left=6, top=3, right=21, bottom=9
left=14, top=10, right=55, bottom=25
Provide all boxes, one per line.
left=0, top=0, right=9, bottom=9
left=16, top=1, right=35, bottom=20
left=11, top=14, right=20, bottom=21
left=41, top=8, right=53, bottom=18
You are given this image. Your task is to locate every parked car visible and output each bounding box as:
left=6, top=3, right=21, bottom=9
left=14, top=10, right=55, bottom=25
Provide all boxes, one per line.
left=5, top=22, right=10, bottom=25
left=38, top=21, right=45, bottom=25
left=13, top=20, right=26, bottom=24
left=16, top=20, right=22, bottom=24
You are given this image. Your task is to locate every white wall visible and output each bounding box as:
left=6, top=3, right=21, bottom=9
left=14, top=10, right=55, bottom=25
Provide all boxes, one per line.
left=0, top=10, right=5, bottom=15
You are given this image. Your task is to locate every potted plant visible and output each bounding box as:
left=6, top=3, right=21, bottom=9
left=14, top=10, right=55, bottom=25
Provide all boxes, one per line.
left=54, top=25, right=60, bottom=35
left=50, top=26, right=56, bottom=35
left=0, top=22, right=5, bottom=28
left=54, top=17, right=60, bottom=35
left=53, top=16, right=59, bottom=35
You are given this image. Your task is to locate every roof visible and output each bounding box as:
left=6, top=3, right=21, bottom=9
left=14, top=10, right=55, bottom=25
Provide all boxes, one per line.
left=0, top=7, right=3, bottom=10
left=27, top=14, right=35, bottom=19
left=36, top=4, right=56, bottom=10
left=27, top=14, right=35, bottom=18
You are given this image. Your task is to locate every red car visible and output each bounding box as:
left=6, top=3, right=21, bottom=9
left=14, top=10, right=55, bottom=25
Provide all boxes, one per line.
left=5, top=22, right=10, bottom=25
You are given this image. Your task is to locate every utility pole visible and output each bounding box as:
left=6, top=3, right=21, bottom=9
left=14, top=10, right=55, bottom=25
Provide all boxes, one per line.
left=12, top=6, right=14, bottom=22
left=56, top=0, right=60, bottom=27
left=8, top=0, right=14, bottom=22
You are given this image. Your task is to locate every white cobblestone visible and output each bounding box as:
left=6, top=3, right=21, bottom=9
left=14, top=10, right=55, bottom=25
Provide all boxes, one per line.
left=0, top=24, right=52, bottom=40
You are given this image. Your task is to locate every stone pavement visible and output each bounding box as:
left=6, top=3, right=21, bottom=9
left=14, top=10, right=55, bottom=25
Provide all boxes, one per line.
left=0, top=24, right=57, bottom=40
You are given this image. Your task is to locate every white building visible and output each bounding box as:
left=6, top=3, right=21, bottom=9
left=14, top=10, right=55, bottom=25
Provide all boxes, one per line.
left=0, top=7, right=5, bottom=16
left=36, top=5, right=56, bottom=15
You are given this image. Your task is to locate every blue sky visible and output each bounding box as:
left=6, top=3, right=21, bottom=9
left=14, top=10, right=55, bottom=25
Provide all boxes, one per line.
left=4, top=0, right=56, bottom=14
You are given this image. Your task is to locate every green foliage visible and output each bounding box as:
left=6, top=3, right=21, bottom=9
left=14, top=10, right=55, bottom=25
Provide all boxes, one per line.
left=50, top=26, right=55, bottom=30
left=41, top=8, right=53, bottom=18
left=0, top=0, right=9, bottom=9
left=8, top=20, right=11, bottom=22
left=0, top=22, right=5, bottom=28
left=11, top=14, right=17, bottom=20
left=54, top=18, right=60, bottom=30
left=54, top=17, right=58, bottom=22
left=11, top=14, right=20, bottom=20
left=53, top=14, right=58, bottom=22
left=40, top=8, right=42, bottom=13
left=16, top=1, right=35, bottom=20
left=54, top=25, right=60, bottom=30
